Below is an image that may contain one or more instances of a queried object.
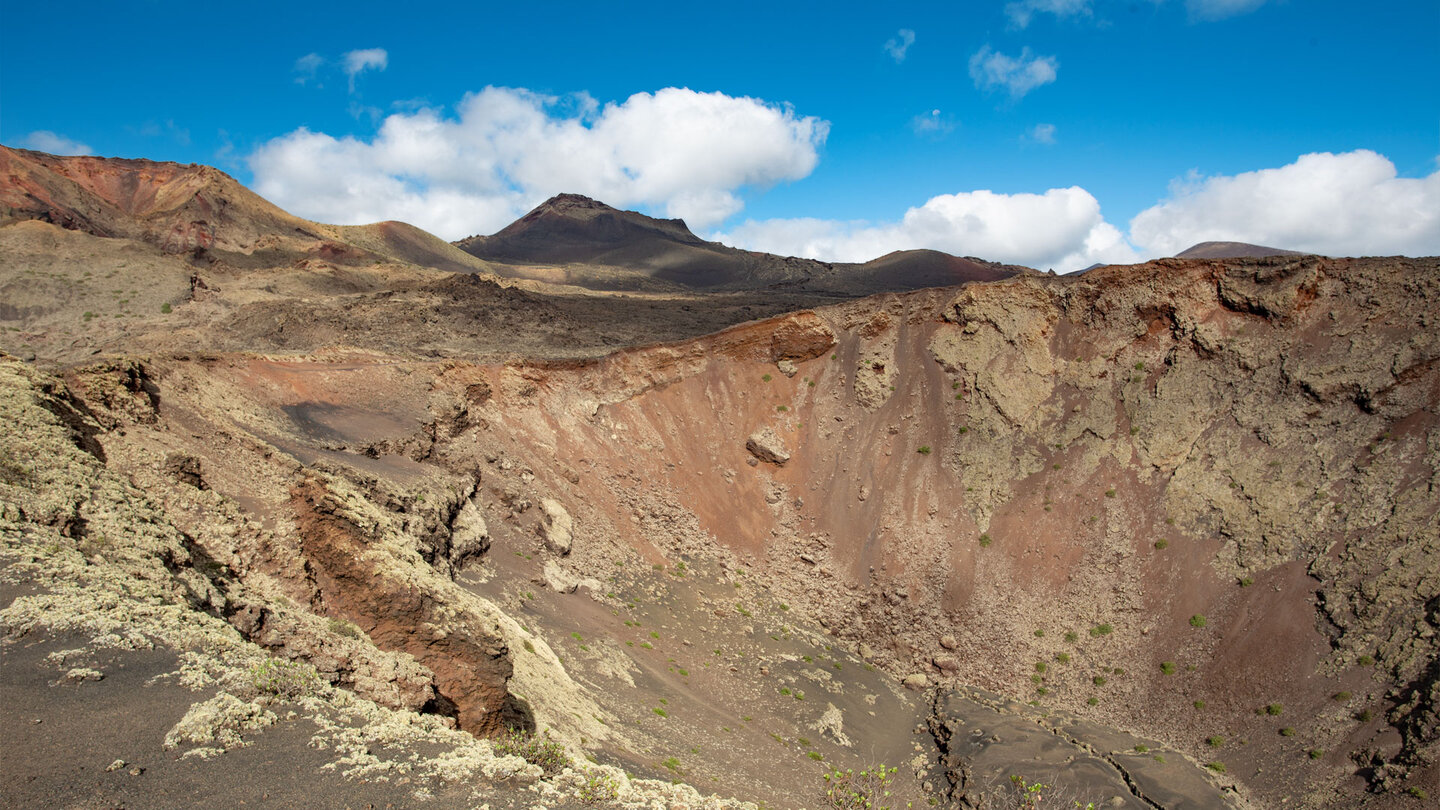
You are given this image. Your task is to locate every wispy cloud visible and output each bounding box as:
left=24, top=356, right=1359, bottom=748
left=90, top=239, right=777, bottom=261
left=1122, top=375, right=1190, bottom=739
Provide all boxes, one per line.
left=343, top=48, right=388, bottom=92
left=910, top=109, right=957, bottom=137
left=293, top=53, right=324, bottom=85
left=1185, top=0, right=1268, bottom=22
left=969, top=46, right=1058, bottom=99
left=1005, top=0, right=1093, bottom=29
left=883, top=29, right=916, bottom=63
left=1027, top=123, right=1057, bottom=144
left=19, top=131, right=92, bottom=155
left=248, top=86, right=830, bottom=239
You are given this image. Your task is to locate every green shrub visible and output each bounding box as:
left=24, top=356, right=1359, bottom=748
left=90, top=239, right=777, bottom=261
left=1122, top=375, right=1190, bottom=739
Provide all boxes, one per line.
left=250, top=659, right=321, bottom=699
left=1090, top=623, right=1114, bottom=637
left=1055, top=652, right=1070, bottom=663
left=1357, top=655, right=1374, bottom=667
left=1160, top=661, right=1176, bottom=675
left=1279, top=727, right=1295, bottom=737
left=493, top=728, right=570, bottom=774
left=327, top=618, right=362, bottom=639
left=1035, top=662, right=1047, bottom=673
left=1154, top=539, right=1169, bottom=550
left=1064, top=632, right=1079, bottom=643
left=808, top=751, right=824, bottom=761
left=1189, top=615, right=1207, bottom=628
left=1307, top=749, right=1323, bottom=760
left=1193, top=701, right=1206, bottom=709
left=1206, top=761, right=1226, bottom=773
left=1406, top=787, right=1428, bottom=800
left=160, top=302, right=172, bottom=314
left=661, top=755, right=682, bottom=773
left=1093, top=675, right=1107, bottom=686
left=917, top=445, right=932, bottom=455
left=1086, top=697, right=1098, bottom=706
left=1104, top=489, right=1116, bottom=498
left=978, top=533, right=992, bottom=548
left=1206, top=735, right=1224, bottom=748
left=1265, top=703, right=1283, bottom=716
left=762, top=374, right=772, bottom=382
left=821, top=764, right=897, bottom=810
left=652, top=707, right=668, bottom=718
left=577, top=769, right=621, bottom=803
left=1333, top=691, right=1351, bottom=702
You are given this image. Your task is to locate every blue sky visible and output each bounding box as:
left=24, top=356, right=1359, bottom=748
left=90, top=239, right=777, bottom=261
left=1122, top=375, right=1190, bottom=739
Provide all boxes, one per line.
left=3, top=0, right=1437, bottom=270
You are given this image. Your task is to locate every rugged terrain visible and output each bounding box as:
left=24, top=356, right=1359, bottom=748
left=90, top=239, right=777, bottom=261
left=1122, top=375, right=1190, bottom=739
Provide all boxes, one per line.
left=1, top=149, right=1437, bottom=809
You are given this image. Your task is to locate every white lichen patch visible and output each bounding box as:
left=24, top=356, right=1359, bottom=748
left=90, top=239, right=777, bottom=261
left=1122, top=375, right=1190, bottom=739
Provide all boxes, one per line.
left=164, top=692, right=277, bottom=750
left=810, top=702, right=852, bottom=747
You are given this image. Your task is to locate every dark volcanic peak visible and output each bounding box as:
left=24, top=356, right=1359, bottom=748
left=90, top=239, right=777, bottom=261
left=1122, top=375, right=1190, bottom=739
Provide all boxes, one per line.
left=1176, top=240, right=1307, bottom=259
left=456, top=193, right=705, bottom=267
left=456, top=192, right=1031, bottom=293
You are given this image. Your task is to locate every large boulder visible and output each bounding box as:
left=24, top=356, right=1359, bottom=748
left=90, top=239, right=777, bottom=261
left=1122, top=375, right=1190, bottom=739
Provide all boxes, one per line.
left=746, top=427, right=790, bottom=466
left=538, top=498, right=573, bottom=555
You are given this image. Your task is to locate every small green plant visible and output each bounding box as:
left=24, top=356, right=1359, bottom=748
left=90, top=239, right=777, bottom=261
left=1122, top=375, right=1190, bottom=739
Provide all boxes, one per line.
left=1160, top=661, right=1176, bottom=675
left=1279, top=727, right=1295, bottom=737
left=1033, top=628, right=1045, bottom=638
left=1265, top=703, right=1283, bottom=716
left=1035, top=662, right=1047, bottom=673
left=1238, top=577, right=1254, bottom=587
left=160, top=302, right=172, bottom=314
left=978, top=533, right=992, bottom=548
left=1134, top=744, right=1149, bottom=753
left=1194, top=700, right=1206, bottom=709
left=1086, top=697, right=1098, bottom=706
left=1308, top=748, right=1323, bottom=760
left=917, top=445, right=932, bottom=455
left=1206, top=735, right=1225, bottom=748
left=1055, top=652, right=1070, bottom=663
left=652, top=707, right=668, bottom=718
left=777, top=405, right=788, bottom=412
left=523, top=639, right=536, bottom=653
left=1104, top=489, right=1116, bottom=498
left=1189, top=615, right=1207, bottom=628
left=821, top=764, right=897, bottom=810
left=250, top=659, right=321, bottom=699
left=82, top=311, right=96, bottom=321
left=661, top=755, right=682, bottom=773
left=494, top=728, right=570, bottom=774
left=1206, top=761, right=1226, bottom=773
left=1093, top=675, right=1107, bottom=686
left=1008, top=775, right=1048, bottom=809
left=577, top=769, right=621, bottom=803
left=762, top=374, right=773, bottom=382
left=1154, top=539, right=1169, bottom=550
left=1357, top=655, right=1374, bottom=667
left=326, top=618, right=362, bottom=639
left=1064, top=631, right=1079, bottom=643
left=1405, top=786, right=1428, bottom=800
left=808, top=751, right=824, bottom=761
left=1333, top=691, right=1352, bottom=702
left=1090, top=623, right=1114, bottom=637
left=1357, top=709, right=1373, bottom=722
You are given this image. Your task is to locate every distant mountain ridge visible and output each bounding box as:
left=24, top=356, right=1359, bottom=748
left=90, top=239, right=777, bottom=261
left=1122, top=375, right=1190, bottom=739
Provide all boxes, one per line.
left=0, top=146, right=494, bottom=274
left=456, top=193, right=1028, bottom=293
left=1175, top=240, right=1307, bottom=259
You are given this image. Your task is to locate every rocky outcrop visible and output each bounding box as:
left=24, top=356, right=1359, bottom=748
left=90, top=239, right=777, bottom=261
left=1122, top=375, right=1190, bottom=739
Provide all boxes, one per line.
left=537, top=498, right=573, bottom=555
left=290, top=476, right=522, bottom=735
left=746, top=427, right=791, bottom=466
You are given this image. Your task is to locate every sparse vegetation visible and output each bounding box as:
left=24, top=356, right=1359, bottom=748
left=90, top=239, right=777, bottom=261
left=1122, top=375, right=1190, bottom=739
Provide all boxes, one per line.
left=821, top=764, right=897, bottom=810
left=577, top=769, right=621, bottom=803
left=1154, top=539, right=1169, bottom=550
left=1090, top=623, right=1113, bottom=637
left=326, top=618, right=362, bottom=639
left=916, top=445, right=932, bottom=455
left=1206, top=735, right=1225, bottom=748
left=1206, top=761, right=1226, bottom=773
left=1189, top=614, right=1207, bottom=628
left=493, top=728, right=570, bottom=774
left=978, top=533, right=992, bottom=548
left=1160, top=661, right=1176, bottom=675
left=1265, top=703, right=1283, bottom=716
left=250, top=659, right=321, bottom=699
left=1279, top=727, right=1294, bottom=736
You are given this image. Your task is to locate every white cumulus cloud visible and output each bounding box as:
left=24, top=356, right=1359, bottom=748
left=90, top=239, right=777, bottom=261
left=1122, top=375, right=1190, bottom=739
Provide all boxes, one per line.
left=247, top=86, right=830, bottom=239
left=343, top=48, right=388, bottom=91
left=884, top=29, right=916, bottom=63
left=1129, top=150, right=1440, bottom=258
left=969, top=46, right=1059, bottom=99
left=19, top=131, right=92, bottom=155
left=715, top=187, right=1139, bottom=272
left=1006, top=0, right=1094, bottom=28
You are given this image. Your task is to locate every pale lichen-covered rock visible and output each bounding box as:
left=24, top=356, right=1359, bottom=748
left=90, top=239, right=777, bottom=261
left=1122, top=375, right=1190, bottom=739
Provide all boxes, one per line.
left=449, top=496, right=489, bottom=569
left=538, top=497, right=573, bottom=555
left=745, top=427, right=790, bottom=466
left=903, top=673, right=929, bottom=690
